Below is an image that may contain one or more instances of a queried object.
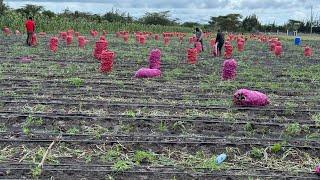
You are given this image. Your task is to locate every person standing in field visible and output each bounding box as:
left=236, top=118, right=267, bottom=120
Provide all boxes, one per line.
left=25, top=17, right=35, bottom=46
left=216, top=29, right=225, bottom=56
left=195, top=27, right=204, bottom=51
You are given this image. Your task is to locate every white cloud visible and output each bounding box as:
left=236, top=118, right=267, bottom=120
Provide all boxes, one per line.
left=3, top=0, right=319, bottom=24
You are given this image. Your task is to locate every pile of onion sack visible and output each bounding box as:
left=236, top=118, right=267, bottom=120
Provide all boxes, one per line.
left=134, top=49, right=162, bottom=79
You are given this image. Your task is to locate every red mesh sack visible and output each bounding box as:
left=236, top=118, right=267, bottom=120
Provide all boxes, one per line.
left=221, top=59, right=237, bottom=80
left=237, top=39, right=245, bottom=52
left=225, top=41, right=231, bottom=46
left=93, top=40, right=108, bottom=60
left=155, top=34, right=159, bottom=41
left=116, top=32, right=120, bottom=38
left=99, top=36, right=106, bottom=41
left=149, top=49, right=161, bottom=70
left=189, top=37, right=194, bottom=44
left=66, top=35, right=73, bottom=46
left=135, top=34, right=140, bottom=43
left=276, top=41, right=282, bottom=46
left=187, top=48, right=198, bottom=64
left=123, top=35, right=129, bottom=43
left=162, top=32, right=168, bottom=38
left=304, top=46, right=312, bottom=57
left=100, top=50, right=114, bottom=73
left=90, top=30, right=98, bottom=37
left=134, top=68, right=161, bottom=78
left=139, top=36, right=146, bottom=45
left=195, top=42, right=202, bottom=53
left=49, top=37, right=58, bottom=52
left=164, top=37, right=170, bottom=46
left=270, top=43, right=276, bottom=51
left=210, top=38, right=216, bottom=47
left=31, top=34, right=37, bottom=46
left=67, top=29, right=74, bottom=36
left=233, top=89, right=270, bottom=107
left=192, top=36, right=197, bottom=42
left=274, top=45, right=282, bottom=56
left=212, top=43, right=219, bottom=57
left=3, top=27, right=10, bottom=35
left=78, top=36, right=86, bottom=48
left=179, top=36, right=183, bottom=43
left=224, top=43, right=233, bottom=58
left=60, top=32, right=67, bottom=40
left=84, top=38, right=89, bottom=45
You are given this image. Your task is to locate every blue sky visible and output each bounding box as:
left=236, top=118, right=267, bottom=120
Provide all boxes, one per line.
left=4, top=0, right=320, bottom=25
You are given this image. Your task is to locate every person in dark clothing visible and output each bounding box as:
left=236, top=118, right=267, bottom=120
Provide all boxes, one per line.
left=25, top=17, right=35, bottom=46
left=216, top=29, right=224, bottom=56
left=194, top=27, right=204, bottom=51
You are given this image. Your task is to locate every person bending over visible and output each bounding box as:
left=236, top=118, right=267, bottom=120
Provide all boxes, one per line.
left=195, top=27, right=204, bottom=51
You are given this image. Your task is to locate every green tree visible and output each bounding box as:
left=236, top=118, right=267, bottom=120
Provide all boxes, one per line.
left=102, top=9, right=133, bottom=23
left=139, top=11, right=178, bottom=26
left=0, top=0, right=8, bottom=15
left=261, top=21, right=279, bottom=32
left=15, top=4, right=44, bottom=17
left=209, top=14, right=242, bottom=31
left=242, top=14, right=261, bottom=32
left=42, top=10, right=55, bottom=18
left=59, top=8, right=72, bottom=17
left=182, top=22, right=200, bottom=28
left=286, top=19, right=303, bottom=31
left=73, top=10, right=91, bottom=19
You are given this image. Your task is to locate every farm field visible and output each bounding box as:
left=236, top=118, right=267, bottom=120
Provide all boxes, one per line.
left=0, top=32, right=320, bottom=179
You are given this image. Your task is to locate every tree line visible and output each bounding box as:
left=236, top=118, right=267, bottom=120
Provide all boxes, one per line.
left=207, top=14, right=320, bottom=33
left=0, top=2, right=319, bottom=33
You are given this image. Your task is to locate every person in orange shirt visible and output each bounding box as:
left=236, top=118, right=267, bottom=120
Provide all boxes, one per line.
left=25, top=17, right=35, bottom=46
